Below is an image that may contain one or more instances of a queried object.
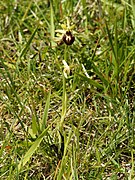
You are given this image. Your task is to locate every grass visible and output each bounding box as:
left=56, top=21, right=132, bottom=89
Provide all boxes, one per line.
left=0, top=0, right=135, bottom=179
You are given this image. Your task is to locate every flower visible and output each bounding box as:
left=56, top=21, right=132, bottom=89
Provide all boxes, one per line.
left=54, top=18, right=75, bottom=46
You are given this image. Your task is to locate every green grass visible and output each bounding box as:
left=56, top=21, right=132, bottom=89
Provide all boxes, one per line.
left=0, top=0, right=135, bottom=179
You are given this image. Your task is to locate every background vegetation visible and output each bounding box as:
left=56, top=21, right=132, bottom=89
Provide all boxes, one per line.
left=0, top=0, right=134, bottom=179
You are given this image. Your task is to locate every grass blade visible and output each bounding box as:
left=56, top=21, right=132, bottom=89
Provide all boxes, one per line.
left=40, top=90, right=51, bottom=131
left=50, top=1, right=56, bottom=47
left=77, top=73, right=104, bottom=90
left=19, top=27, right=38, bottom=58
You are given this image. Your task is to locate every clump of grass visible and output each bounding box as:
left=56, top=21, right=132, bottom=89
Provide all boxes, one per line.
left=0, top=0, right=134, bottom=179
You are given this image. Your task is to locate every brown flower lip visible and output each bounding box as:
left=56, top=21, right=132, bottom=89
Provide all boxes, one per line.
left=62, top=31, right=75, bottom=45
left=57, top=31, right=75, bottom=46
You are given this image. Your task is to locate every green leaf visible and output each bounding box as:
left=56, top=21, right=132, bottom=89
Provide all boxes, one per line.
left=40, top=90, right=51, bottom=131
left=31, top=115, right=39, bottom=135
left=91, top=62, right=109, bottom=87
left=50, top=1, right=56, bottom=47
left=18, top=125, right=50, bottom=172
left=77, top=73, right=104, bottom=90
left=20, top=27, right=38, bottom=58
